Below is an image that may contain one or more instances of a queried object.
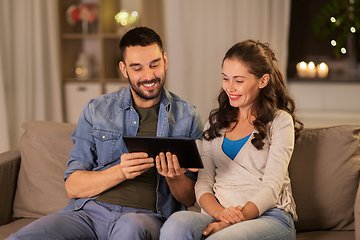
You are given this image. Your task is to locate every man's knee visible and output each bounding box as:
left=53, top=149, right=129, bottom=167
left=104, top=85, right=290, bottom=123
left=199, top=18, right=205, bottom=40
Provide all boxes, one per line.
left=111, top=212, right=163, bottom=240
left=119, top=213, right=149, bottom=233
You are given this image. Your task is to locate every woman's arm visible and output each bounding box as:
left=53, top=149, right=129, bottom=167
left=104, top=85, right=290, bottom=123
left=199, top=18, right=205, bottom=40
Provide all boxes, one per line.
left=199, top=193, right=245, bottom=224
left=249, top=111, right=295, bottom=215
left=200, top=199, right=258, bottom=237
left=240, top=201, right=259, bottom=220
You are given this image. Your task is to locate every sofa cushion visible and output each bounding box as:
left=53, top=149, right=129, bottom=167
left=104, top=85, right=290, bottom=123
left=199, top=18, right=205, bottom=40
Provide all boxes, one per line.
left=296, top=230, right=355, bottom=240
left=289, top=125, right=360, bottom=232
left=0, top=218, right=37, bottom=240
left=12, top=121, right=76, bottom=219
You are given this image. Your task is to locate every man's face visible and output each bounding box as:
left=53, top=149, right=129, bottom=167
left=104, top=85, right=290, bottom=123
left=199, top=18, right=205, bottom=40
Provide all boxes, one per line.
left=119, top=43, right=167, bottom=107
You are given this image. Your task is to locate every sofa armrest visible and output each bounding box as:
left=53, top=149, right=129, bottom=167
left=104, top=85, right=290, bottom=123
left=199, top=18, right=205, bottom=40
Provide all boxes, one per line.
left=0, top=150, right=21, bottom=226
left=355, top=182, right=360, bottom=240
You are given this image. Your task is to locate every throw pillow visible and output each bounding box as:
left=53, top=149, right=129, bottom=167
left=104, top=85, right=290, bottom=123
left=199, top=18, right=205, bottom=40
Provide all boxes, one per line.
left=13, top=121, right=76, bottom=219
left=289, top=125, right=360, bottom=231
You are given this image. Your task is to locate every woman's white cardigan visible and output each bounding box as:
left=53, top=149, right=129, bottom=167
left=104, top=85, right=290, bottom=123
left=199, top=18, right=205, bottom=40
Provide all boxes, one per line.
left=195, top=110, right=297, bottom=220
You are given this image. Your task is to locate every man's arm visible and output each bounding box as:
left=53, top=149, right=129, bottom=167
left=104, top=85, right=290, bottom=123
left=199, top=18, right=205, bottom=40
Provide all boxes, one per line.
left=161, top=108, right=203, bottom=206
left=66, top=152, right=154, bottom=199
left=156, top=152, right=198, bottom=207
left=166, top=174, right=196, bottom=207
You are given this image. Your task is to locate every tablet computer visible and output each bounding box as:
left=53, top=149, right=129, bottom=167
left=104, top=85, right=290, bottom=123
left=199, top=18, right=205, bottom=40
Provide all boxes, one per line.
left=122, top=136, right=203, bottom=168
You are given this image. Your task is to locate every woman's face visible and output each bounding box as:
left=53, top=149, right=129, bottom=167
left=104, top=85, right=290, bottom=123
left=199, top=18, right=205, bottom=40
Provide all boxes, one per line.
left=222, top=58, right=268, bottom=111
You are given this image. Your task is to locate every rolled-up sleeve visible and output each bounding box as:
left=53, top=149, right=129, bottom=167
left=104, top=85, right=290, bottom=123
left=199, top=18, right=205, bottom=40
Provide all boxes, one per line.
left=64, top=100, right=97, bottom=180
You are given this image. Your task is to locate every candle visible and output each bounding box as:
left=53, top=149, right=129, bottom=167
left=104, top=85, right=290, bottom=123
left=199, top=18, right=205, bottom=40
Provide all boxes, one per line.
left=317, top=62, right=329, bottom=78
left=307, top=61, right=316, bottom=78
left=296, top=61, right=308, bottom=78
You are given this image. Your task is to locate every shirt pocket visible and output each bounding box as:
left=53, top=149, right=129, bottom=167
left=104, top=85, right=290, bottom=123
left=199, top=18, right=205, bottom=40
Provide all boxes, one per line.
left=91, top=129, right=122, bottom=165
left=167, top=116, right=192, bottom=138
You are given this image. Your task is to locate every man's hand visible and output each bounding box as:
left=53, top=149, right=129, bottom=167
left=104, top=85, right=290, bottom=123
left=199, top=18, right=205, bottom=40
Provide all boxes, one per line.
left=203, top=221, right=231, bottom=237
left=120, top=152, right=154, bottom=179
left=156, top=152, right=198, bottom=206
left=215, top=205, right=244, bottom=224
left=155, top=152, right=186, bottom=178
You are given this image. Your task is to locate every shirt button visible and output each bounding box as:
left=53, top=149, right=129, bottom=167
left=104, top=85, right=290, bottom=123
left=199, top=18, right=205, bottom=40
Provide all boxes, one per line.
left=75, top=207, right=78, bottom=209
left=102, top=136, right=105, bottom=139
left=133, top=121, right=137, bottom=124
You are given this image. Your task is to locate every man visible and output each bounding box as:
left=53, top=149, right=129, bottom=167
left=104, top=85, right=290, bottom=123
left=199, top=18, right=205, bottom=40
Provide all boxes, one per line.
left=7, top=27, right=203, bottom=240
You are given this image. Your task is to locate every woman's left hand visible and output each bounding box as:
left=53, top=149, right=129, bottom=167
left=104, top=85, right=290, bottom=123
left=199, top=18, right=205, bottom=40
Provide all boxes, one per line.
left=216, top=205, right=244, bottom=224
left=203, top=221, right=231, bottom=237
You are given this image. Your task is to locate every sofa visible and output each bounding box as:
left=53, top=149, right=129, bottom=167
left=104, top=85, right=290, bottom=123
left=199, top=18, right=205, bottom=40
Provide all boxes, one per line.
left=0, top=121, right=359, bottom=240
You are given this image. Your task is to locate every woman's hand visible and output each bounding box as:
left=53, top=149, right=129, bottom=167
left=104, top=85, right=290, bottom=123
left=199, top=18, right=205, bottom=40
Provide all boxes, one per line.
left=203, top=221, right=231, bottom=237
left=215, top=205, right=244, bottom=224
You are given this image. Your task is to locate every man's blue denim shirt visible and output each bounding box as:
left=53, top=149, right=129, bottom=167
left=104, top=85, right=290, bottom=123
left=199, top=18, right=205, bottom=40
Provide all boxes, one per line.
left=63, top=86, right=204, bottom=218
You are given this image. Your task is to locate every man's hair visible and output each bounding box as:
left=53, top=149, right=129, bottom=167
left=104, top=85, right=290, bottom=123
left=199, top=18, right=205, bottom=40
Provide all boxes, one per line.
left=119, top=26, right=163, bottom=62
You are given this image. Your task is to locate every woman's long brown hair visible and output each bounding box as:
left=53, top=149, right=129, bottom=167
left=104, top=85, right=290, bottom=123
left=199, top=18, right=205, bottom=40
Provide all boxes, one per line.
left=203, top=40, right=303, bottom=150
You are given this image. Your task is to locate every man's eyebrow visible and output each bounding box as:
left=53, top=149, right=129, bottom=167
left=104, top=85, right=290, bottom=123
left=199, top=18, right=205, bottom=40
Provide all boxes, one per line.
left=151, top=58, right=161, bottom=64
left=129, top=63, right=141, bottom=67
left=129, top=58, right=162, bottom=68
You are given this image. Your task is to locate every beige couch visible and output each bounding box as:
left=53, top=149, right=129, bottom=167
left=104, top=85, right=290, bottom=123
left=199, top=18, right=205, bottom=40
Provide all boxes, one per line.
left=0, top=121, right=359, bottom=240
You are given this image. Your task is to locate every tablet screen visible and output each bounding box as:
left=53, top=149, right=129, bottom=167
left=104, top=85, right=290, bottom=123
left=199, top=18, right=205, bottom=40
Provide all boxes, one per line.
left=123, top=136, right=203, bottom=168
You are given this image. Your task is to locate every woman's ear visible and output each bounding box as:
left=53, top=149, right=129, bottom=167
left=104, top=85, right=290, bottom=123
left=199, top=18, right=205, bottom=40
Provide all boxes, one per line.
left=259, top=74, right=270, bottom=89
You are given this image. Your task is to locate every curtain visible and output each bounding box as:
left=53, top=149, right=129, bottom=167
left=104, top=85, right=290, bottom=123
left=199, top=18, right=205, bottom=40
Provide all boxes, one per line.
left=0, top=0, right=63, bottom=152
left=164, top=0, right=291, bottom=121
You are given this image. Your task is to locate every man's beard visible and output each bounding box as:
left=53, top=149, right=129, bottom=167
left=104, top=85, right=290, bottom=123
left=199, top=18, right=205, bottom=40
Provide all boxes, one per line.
left=127, top=73, right=165, bottom=101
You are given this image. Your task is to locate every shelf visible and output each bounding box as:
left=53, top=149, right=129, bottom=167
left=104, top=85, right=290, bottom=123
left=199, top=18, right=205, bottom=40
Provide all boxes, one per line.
left=62, top=33, right=124, bottom=39
left=59, top=0, right=127, bottom=122
left=62, top=33, right=100, bottom=39
left=63, top=78, right=100, bottom=82
left=63, top=78, right=128, bottom=85
left=288, top=77, right=360, bottom=83
left=104, top=78, right=128, bottom=83
left=100, top=33, right=123, bottom=39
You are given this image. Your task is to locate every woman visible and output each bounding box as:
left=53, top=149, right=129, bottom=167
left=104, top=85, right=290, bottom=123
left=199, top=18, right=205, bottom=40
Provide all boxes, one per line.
left=160, top=40, right=303, bottom=240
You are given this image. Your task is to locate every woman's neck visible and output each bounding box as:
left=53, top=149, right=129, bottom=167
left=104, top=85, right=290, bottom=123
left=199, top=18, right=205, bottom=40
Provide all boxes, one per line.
left=225, top=110, right=255, bottom=140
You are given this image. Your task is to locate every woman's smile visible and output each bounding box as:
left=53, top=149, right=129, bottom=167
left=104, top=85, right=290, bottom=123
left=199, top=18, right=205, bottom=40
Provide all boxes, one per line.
left=228, top=93, right=241, bottom=100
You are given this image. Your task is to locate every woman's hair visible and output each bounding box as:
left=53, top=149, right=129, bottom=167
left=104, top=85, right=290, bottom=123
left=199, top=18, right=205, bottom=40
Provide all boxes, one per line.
left=203, top=40, right=303, bottom=149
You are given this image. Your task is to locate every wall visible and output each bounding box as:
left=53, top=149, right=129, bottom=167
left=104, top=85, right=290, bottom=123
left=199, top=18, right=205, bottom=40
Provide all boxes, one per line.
left=287, top=81, right=360, bottom=128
